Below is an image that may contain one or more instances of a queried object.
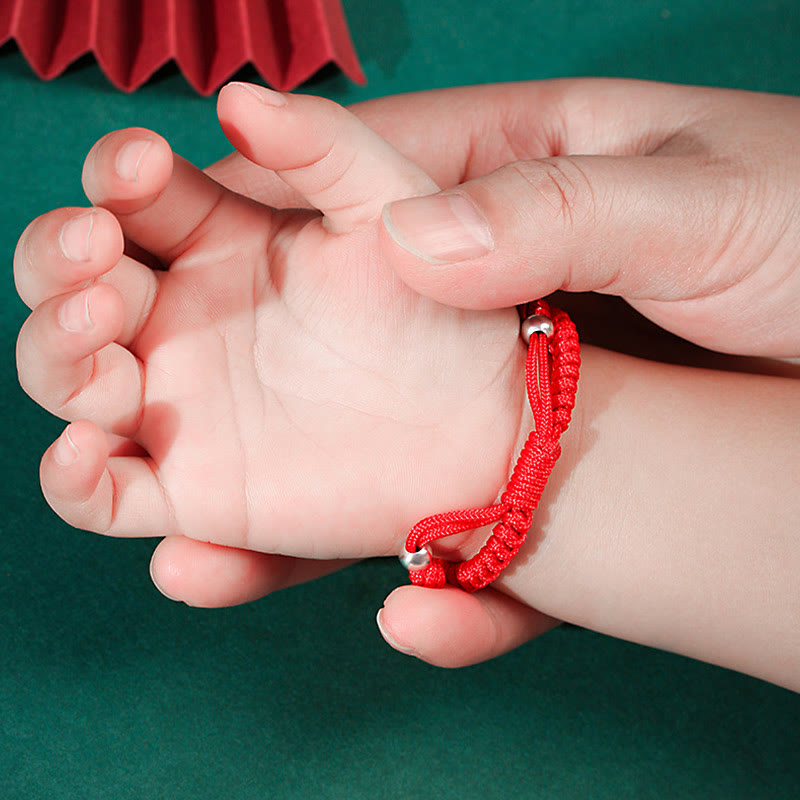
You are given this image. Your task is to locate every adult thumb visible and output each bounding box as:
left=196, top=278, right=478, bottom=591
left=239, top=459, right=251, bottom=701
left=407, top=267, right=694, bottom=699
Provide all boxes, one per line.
left=380, top=154, right=733, bottom=309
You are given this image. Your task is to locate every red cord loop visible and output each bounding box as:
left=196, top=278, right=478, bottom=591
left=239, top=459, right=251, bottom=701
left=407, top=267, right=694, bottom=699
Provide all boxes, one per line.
left=403, top=300, right=580, bottom=592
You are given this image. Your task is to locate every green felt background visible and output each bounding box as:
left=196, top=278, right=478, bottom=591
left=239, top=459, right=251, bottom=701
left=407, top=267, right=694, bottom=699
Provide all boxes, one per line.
left=2, top=1, right=800, bottom=798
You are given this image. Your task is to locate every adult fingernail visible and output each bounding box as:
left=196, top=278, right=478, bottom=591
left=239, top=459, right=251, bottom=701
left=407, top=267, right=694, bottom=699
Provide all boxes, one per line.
left=149, top=556, right=183, bottom=603
left=115, top=139, right=152, bottom=182
left=382, top=193, right=494, bottom=264
left=58, top=287, right=94, bottom=332
left=227, top=81, right=288, bottom=107
left=53, top=425, right=79, bottom=466
left=59, top=212, right=94, bottom=261
left=376, top=609, right=419, bottom=657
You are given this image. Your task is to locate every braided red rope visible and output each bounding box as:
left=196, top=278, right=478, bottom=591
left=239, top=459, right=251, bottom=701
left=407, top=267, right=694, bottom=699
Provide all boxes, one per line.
left=403, top=300, right=580, bottom=592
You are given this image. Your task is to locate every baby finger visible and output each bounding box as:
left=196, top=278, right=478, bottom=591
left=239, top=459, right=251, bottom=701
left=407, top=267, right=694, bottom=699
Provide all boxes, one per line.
left=40, top=420, right=175, bottom=538
left=14, top=206, right=123, bottom=309
left=16, top=283, right=145, bottom=437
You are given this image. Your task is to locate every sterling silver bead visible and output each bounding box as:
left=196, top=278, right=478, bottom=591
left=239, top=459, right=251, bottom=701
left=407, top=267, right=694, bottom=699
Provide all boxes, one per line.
left=521, top=314, right=555, bottom=344
left=399, top=546, right=431, bottom=572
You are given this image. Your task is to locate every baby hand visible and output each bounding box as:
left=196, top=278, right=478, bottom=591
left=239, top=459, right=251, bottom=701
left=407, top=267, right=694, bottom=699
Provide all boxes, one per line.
left=15, top=86, right=523, bottom=568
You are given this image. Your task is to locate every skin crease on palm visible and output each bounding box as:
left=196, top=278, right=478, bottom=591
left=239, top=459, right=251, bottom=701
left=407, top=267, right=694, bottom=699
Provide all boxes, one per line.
left=14, top=79, right=800, bottom=677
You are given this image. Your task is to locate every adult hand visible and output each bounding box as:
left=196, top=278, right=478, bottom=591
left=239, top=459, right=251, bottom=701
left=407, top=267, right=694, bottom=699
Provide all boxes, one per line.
left=374, top=80, right=800, bottom=358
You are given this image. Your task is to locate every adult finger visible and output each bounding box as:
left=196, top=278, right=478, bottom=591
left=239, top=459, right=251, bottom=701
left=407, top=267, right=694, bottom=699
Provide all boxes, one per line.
left=149, top=536, right=357, bottom=607
left=376, top=585, right=559, bottom=667
left=379, top=151, right=749, bottom=311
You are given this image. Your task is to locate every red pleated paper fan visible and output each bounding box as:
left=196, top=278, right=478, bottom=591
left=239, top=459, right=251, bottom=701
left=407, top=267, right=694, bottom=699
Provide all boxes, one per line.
left=0, top=0, right=365, bottom=94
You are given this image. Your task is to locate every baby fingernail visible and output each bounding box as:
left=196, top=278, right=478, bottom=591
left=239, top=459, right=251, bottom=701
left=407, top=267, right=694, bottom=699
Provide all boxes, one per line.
left=115, top=139, right=152, bottom=182
left=58, top=288, right=93, bottom=332
left=228, top=81, right=288, bottom=107
left=59, top=212, right=94, bottom=261
left=376, top=609, right=419, bottom=657
left=382, top=193, right=494, bottom=264
left=53, top=425, right=79, bottom=466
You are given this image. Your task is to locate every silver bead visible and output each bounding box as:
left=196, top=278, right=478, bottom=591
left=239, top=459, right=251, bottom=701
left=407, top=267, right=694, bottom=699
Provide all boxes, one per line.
left=399, top=546, right=431, bottom=572
left=521, top=314, right=554, bottom=344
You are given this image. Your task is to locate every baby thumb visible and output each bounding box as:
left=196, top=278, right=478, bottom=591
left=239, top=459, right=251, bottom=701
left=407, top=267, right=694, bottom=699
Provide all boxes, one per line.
left=380, top=154, right=723, bottom=309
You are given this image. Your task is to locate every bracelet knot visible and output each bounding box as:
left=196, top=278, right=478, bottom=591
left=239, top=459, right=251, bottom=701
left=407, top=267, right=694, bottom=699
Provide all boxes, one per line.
left=501, top=434, right=560, bottom=512
left=501, top=507, right=533, bottom=534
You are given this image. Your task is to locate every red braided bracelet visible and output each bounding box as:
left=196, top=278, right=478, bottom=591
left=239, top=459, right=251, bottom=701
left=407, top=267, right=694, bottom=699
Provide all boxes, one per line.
left=400, top=300, right=580, bottom=592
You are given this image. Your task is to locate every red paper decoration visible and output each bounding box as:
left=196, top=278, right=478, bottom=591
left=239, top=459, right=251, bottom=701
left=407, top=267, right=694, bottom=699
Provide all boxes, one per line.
left=0, top=0, right=365, bottom=94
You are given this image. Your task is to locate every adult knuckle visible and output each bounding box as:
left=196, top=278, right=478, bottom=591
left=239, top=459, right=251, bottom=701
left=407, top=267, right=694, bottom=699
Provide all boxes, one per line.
left=692, top=154, right=761, bottom=267
left=507, top=157, right=598, bottom=231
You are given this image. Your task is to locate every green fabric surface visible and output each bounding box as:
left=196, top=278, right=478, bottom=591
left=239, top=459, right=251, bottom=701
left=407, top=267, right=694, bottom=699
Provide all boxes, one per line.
left=2, top=1, right=799, bottom=798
